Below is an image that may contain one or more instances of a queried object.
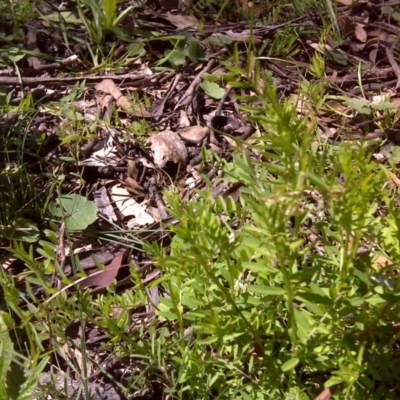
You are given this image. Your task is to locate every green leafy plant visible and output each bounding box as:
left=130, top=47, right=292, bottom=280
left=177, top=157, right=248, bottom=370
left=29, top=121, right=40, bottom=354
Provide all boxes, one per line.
left=143, top=80, right=400, bottom=398
left=49, top=194, right=98, bottom=230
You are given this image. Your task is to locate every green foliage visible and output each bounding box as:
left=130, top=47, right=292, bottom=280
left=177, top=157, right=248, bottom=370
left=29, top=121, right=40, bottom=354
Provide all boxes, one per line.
left=2, top=218, right=40, bottom=243
left=2, top=0, right=400, bottom=398
left=0, top=312, right=48, bottom=399
left=200, top=80, right=225, bottom=99
left=144, top=82, right=400, bottom=398
left=49, top=194, right=98, bottom=230
left=153, top=35, right=208, bottom=70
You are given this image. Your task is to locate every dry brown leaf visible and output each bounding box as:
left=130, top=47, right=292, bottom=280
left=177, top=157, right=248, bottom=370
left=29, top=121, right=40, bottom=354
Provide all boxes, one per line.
left=94, top=186, right=118, bottom=222
left=165, top=12, right=200, bottom=30
left=390, top=172, right=400, bottom=188
left=325, top=100, right=350, bottom=114
left=369, top=48, right=378, bottom=64
left=26, top=31, right=43, bottom=69
left=127, top=159, right=139, bottom=180
left=125, top=177, right=145, bottom=196
left=95, top=92, right=114, bottom=120
left=375, top=254, right=393, bottom=268
left=149, top=130, right=188, bottom=168
left=291, top=94, right=314, bottom=114
left=179, top=110, right=191, bottom=127
left=349, top=40, right=367, bottom=52
left=225, top=30, right=262, bottom=43
left=79, top=254, right=124, bottom=290
left=178, top=125, right=209, bottom=144
left=95, top=79, right=151, bottom=117
left=354, top=23, right=367, bottom=43
left=111, top=185, right=154, bottom=224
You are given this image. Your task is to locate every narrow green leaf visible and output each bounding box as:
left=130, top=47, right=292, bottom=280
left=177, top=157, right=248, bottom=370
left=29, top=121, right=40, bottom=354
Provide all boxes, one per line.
left=248, top=285, right=285, bottom=295
left=281, top=357, right=300, bottom=372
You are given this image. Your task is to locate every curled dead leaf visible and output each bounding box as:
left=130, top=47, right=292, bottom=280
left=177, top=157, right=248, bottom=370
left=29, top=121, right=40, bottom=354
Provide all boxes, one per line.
left=178, top=125, right=209, bottom=144
left=149, top=130, right=188, bottom=168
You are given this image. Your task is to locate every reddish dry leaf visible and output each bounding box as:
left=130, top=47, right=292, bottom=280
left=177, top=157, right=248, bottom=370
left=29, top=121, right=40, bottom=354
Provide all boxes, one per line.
left=336, top=0, right=365, bottom=4
left=314, top=385, right=339, bottom=400
left=125, top=159, right=144, bottom=195
left=375, top=254, right=394, bottom=268
left=79, top=254, right=124, bottom=289
left=125, top=177, right=145, bottom=195
left=179, top=110, right=191, bottom=127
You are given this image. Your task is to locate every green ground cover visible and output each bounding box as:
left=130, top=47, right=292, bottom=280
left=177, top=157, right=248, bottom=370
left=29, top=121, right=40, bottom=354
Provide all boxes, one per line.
left=1, top=0, right=400, bottom=399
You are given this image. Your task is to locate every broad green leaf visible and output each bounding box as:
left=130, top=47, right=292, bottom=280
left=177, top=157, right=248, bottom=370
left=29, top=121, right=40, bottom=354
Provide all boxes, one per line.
left=126, top=42, right=146, bottom=58
left=6, top=364, right=26, bottom=400
left=388, top=146, right=400, bottom=163
left=365, top=294, right=386, bottom=305
left=187, top=39, right=207, bottom=62
left=207, top=35, right=233, bottom=46
left=49, top=194, right=98, bottom=230
left=7, top=49, right=25, bottom=62
left=3, top=219, right=39, bottom=243
left=200, top=81, right=225, bottom=99
left=348, top=296, right=364, bottom=307
left=241, top=261, right=277, bottom=273
left=382, top=6, right=394, bottom=14
left=168, top=49, right=186, bottom=66
left=345, top=98, right=371, bottom=115
left=371, top=102, right=397, bottom=111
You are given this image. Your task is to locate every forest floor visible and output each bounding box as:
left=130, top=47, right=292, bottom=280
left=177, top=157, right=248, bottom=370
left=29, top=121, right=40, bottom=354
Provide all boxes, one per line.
left=2, top=1, right=400, bottom=399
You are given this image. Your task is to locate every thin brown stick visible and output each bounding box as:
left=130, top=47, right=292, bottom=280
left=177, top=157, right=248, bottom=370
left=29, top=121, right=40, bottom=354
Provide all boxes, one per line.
left=384, top=36, right=400, bottom=89
left=0, top=73, right=151, bottom=87
left=22, top=55, right=79, bottom=73
left=174, top=59, right=215, bottom=109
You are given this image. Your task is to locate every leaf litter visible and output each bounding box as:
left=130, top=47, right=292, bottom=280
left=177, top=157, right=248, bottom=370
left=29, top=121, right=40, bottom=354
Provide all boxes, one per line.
left=3, top=0, right=400, bottom=398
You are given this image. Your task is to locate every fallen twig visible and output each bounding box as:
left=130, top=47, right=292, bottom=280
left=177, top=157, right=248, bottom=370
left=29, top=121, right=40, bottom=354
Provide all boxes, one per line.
left=0, top=73, right=152, bottom=87
left=174, top=59, right=215, bottom=109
